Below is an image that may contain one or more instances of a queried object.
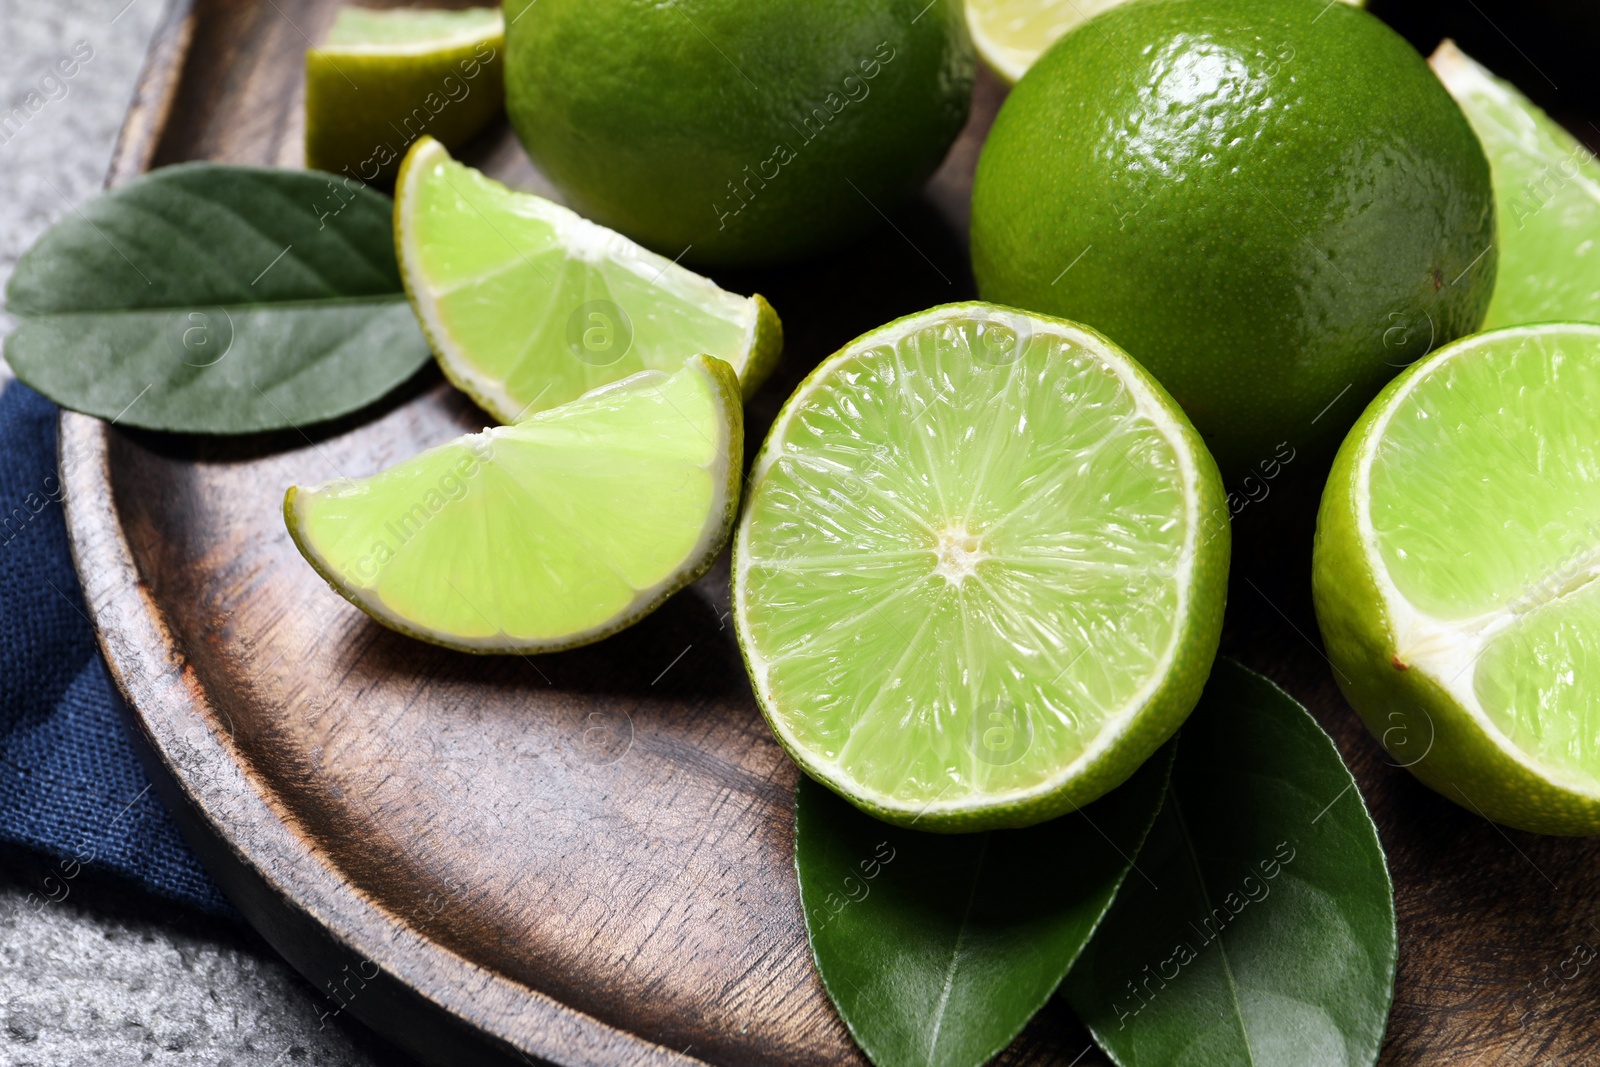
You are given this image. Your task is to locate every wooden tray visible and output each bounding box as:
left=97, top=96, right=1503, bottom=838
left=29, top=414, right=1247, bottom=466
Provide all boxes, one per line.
left=62, top=1, right=1600, bottom=1064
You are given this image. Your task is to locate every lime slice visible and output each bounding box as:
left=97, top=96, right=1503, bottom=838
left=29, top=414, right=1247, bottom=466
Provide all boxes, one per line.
left=967, top=0, right=1363, bottom=84
left=306, top=7, right=505, bottom=183
left=1315, top=323, right=1600, bottom=834
left=285, top=356, right=742, bottom=653
left=1432, top=41, right=1600, bottom=329
left=732, top=303, right=1229, bottom=831
left=396, top=137, right=782, bottom=425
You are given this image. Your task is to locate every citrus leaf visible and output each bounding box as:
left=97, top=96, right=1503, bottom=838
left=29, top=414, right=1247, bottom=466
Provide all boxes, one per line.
left=4, top=163, right=431, bottom=433
left=795, top=744, right=1173, bottom=1067
left=1063, top=659, right=1396, bottom=1067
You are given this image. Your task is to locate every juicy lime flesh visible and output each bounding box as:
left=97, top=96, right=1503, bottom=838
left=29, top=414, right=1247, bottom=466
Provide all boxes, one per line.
left=1365, top=326, right=1600, bottom=783
left=290, top=360, right=734, bottom=649
left=325, top=7, right=502, bottom=48
left=967, top=0, right=1126, bottom=81
left=739, top=311, right=1194, bottom=815
left=402, top=142, right=758, bottom=422
left=1433, top=43, right=1600, bottom=329
left=968, top=0, right=1363, bottom=82
left=1475, top=583, right=1600, bottom=785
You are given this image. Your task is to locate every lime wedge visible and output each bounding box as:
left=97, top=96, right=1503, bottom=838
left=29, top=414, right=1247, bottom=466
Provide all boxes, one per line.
left=396, top=137, right=782, bottom=425
left=306, top=6, right=504, bottom=183
left=1432, top=41, right=1600, bottom=329
left=967, top=0, right=1363, bottom=84
left=732, top=303, right=1229, bottom=831
left=285, top=355, right=742, bottom=654
left=1315, top=323, right=1600, bottom=834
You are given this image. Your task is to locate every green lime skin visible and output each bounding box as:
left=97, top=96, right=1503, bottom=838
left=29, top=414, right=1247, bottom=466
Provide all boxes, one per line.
left=1314, top=331, right=1600, bottom=836
left=970, top=0, right=1495, bottom=475
left=503, top=0, right=974, bottom=267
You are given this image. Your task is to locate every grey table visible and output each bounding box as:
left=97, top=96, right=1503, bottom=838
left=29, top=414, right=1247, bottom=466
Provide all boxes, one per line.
left=0, top=3, right=417, bottom=1063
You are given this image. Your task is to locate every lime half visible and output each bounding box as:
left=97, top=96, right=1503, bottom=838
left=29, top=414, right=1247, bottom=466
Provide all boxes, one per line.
left=733, top=303, right=1229, bottom=831
left=306, top=7, right=504, bottom=182
left=286, top=356, right=742, bottom=654
left=1432, top=41, right=1600, bottom=329
left=1315, top=324, right=1600, bottom=834
left=396, top=137, right=781, bottom=424
left=966, top=0, right=1363, bottom=84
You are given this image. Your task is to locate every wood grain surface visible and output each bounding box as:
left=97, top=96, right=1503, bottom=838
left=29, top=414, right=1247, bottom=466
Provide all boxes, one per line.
left=59, top=0, right=1600, bottom=1065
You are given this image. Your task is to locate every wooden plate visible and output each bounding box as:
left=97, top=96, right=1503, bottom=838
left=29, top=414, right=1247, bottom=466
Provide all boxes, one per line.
left=63, top=1, right=1600, bottom=1064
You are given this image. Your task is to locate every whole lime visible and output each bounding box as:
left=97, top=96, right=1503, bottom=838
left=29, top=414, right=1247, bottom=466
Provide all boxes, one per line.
left=503, top=0, right=974, bottom=267
left=969, top=0, right=1496, bottom=474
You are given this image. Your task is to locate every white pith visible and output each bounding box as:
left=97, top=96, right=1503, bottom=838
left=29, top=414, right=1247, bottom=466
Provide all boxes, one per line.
left=397, top=140, right=760, bottom=423
left=290, top=359, right=739, bottom=654
left=733, top=304, right=1207, bottom=819
left=1353, top=324, right=1600, bottom=799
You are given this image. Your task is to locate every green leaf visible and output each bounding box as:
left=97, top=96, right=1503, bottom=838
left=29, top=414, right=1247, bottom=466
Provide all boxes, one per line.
left=5, top=163, right=431, bottom=433
left=796, top=745, right=1172, bottom=1067
left=1063, top=659, right=1397, bottom=1067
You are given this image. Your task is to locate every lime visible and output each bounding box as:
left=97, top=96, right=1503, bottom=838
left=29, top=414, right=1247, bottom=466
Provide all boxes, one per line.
left=286, top=356, right=742, bottom=654
left=970, top=0, right=1496, bottom=475
left=1433, top=41, right=1600, bottom=329
left=395, top=137, right=781, bottom=424
left=305, top=6, right=504, bottom=183
left=1314, top=323, right=1600, bottom=834
left=732, top=303, right=1229, bottom=831
left=502, top=0, right=974, bottom=266
left=966, top=0, right=1363, bottom=84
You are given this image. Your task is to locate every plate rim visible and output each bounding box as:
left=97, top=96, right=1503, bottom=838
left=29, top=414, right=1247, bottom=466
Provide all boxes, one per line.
left=58, top=1, right=708, bottom=1063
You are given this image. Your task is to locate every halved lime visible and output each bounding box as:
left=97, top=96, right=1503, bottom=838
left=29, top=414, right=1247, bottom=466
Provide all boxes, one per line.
left=1432, top=41, right=1600, bottom=328
left=286, top=356, right=742, bottom=653
left=732, top=303, right=1229, bottom=831
left=306, top=7, right=505, bottom=182
left=1315, top=323, right=1600, bottom=834
left=966, top=0, right=1363, bottom=84
left=395, top=137, right=782, bottom=425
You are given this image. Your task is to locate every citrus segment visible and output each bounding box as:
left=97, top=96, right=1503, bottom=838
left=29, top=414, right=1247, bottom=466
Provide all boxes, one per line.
left=305, top=7, right=504, bottom=182
left=1432, top=41, right=1600, bottom=328
left=733, top=304, right=1228, bottom=831
left=395, top=137, right=780, bottom=424
left=286, top=356, right=742, bottom=654
left=1315, top=323, right=1600, bottom=833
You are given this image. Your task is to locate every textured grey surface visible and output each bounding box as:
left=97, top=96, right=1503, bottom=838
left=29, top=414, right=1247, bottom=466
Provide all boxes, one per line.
left=0, top=2, right=417, bottom=1064
left=0, top=854, right=416, bottom=1066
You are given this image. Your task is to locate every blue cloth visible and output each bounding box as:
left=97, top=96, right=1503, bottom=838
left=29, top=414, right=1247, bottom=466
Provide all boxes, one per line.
left=0, top=380, right=232, bottom=916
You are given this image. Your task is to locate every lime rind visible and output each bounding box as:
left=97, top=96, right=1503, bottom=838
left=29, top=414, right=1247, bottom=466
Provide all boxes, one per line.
left=733, top=302, right=1228, bottom=831
left=394, top=137, right=780, bottom=424
left=1316, top=323, right=1600, bottom=833
left=285, top=355, right=744, bottom=655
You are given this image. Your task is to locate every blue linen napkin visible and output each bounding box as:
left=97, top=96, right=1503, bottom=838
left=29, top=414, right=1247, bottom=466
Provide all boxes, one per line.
left=0, top=378, right=231, bottom=916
